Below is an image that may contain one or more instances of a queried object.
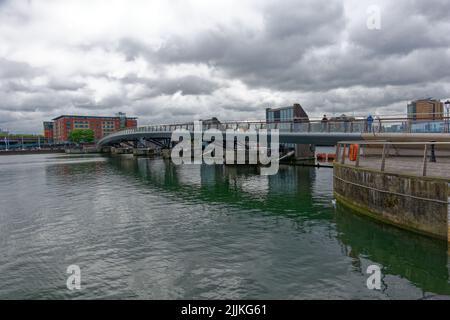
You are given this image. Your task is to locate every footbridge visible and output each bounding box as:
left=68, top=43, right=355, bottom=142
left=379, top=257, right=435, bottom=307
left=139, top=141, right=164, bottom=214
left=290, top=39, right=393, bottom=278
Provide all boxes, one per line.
left=98, top=116, right=450, bottom=148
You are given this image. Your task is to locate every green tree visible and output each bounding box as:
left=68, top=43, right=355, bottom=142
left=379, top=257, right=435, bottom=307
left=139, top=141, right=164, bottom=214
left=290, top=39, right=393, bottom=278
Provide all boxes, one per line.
left=69, top=129, right=95, bottom=144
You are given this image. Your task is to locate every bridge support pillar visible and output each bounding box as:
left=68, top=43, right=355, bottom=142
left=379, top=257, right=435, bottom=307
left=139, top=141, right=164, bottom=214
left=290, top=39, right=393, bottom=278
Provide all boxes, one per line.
left=100, top=146, right=112, bottom=154
left=111, top=147, right=132, bottom=154
left=133, top=148, right=157, bottom=157
left=293, top=144, right=315, bottom=163
left=162, top=148, right=171, bottom=159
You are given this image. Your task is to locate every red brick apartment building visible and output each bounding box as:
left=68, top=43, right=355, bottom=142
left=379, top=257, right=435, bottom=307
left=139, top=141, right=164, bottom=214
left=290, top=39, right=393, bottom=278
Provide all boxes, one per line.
left=43, top=121, right=54, bottom=142
left=47, top=113, right=137, bottom=143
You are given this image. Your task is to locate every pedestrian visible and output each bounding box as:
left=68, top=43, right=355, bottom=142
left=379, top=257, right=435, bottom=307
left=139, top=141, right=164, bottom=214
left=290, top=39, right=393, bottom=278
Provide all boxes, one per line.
left=366, top=115, right=374, bottom=133
left=343, top=116, right=350, bottom=132
left=321, top=115, right=328, bottom=132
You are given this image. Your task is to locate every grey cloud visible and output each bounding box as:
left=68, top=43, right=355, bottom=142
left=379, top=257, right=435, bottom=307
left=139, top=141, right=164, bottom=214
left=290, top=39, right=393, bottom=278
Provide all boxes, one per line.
left=0, top=91, right=74, bottom=113
left=152, top=0, right=345, bottom=79
left=410, top=0, right=450, bottom=21
left=0, top=58, right=38, bottom=79
left=2, top=0, right=450, bottom=133
left=2, top=81, right=36, bottom=93
left=141, top=0, right=450, bottom=93
left=47, top=78, right=85, bottom=91
left=264, top=0, right=344, bottom=40
left=122, top=74, right=219, bottom=97
left=148, top=76, right=219, bottom=96
left=117, top=38, right=151, bottom=62
left=349, top=1, right=450, bottom=57
left=72, top=94, right=127, bottom=111
left=0, top=111, right=19, bottom=124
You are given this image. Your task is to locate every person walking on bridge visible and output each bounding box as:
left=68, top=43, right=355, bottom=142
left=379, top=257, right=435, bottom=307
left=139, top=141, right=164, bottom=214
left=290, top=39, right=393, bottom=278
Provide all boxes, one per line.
left=366, top=115, right=374, bottom=133
left=321, top=115, right=328, bottom=132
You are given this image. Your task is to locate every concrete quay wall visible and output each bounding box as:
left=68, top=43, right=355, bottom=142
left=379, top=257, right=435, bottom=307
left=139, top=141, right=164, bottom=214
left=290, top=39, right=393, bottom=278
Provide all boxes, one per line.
left=333, top=163, right=450, bottom=241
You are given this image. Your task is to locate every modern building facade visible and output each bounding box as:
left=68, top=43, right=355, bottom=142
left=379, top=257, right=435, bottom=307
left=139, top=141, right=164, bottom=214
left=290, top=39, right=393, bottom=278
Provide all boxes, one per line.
left=48, top=113, right=137, bottom=143
left=407, top=98, right=444, bottom=120
left=266, top=103, right=309, bottom=123
left=265, top=103, right=314, bottom=160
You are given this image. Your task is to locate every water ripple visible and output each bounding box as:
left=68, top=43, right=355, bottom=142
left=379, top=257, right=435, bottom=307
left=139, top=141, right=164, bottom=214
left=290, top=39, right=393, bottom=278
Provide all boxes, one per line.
left=0, top=153, right=448, bottom=299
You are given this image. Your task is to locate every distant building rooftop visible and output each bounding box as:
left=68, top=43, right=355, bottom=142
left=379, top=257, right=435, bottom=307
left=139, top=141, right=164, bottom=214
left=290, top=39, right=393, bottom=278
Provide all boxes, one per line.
left=52, top=115, right=137, bottom=121
left=266, top=103, right=309, bottom=120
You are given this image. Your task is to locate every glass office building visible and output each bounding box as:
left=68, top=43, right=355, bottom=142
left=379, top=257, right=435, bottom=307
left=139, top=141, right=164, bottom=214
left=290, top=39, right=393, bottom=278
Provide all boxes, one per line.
left=266, top=103, right=310, bottom=151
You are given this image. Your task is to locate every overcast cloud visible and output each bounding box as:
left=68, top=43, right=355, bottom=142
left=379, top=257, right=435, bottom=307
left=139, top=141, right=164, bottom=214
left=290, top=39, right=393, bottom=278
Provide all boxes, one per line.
left=1, top=0, right=450, bottom=133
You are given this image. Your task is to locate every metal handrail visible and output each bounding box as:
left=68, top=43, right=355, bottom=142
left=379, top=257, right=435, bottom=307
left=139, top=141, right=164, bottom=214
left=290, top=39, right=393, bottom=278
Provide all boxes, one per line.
left=102, top=112, right=449, bottom=130
left=107, top=118, right=450, bottom=134
left=335, top=141, right=450, bottom=177
left=98, top=116, right=450, bottom=146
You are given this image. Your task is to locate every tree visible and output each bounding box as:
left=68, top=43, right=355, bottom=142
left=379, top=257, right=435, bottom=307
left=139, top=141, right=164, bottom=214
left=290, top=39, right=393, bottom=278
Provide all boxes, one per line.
left=69, top=129, right=95, bottom=144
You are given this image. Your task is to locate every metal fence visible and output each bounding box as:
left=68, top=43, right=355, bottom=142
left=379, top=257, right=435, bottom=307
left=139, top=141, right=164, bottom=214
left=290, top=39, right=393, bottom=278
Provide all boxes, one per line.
left=107, top=115, right=450, bottom=136
left=335, top=141, right=450, bottom=178
left=98, top=114, right=450, bottom=147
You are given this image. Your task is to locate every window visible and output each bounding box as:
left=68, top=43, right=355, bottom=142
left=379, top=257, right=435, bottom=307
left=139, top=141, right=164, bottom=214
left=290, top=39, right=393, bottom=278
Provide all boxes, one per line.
left=74, top=120, right=89, bottom=129
left=102, top=121, right=115, bottom=129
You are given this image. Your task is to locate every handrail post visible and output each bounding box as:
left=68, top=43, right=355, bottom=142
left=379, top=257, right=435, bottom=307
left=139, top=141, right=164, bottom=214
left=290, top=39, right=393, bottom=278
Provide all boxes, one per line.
left=335, top=143, right=340, bottom=162
left=422, top=144, right=428, bottom=176
left=380, top=143, right=386, bottom=171
left=355, top=144, right=360, bottom=167
left=341, top=144, right=346, bottom=164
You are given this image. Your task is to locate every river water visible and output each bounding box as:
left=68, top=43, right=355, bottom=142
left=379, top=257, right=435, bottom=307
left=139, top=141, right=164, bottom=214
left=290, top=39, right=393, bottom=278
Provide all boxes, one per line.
left=0, top=153, right=449, bottom=299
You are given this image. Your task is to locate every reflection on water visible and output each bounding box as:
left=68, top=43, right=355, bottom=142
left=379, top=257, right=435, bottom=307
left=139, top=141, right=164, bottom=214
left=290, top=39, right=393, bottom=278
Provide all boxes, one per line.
left=0, top=153, right=449, bottom=299
left=335, top=205, right=450, bottom=296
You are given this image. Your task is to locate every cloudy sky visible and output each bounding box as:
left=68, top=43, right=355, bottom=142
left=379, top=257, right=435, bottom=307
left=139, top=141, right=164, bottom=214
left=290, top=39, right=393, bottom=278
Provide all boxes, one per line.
left=1, top=0, right=450, bottom=133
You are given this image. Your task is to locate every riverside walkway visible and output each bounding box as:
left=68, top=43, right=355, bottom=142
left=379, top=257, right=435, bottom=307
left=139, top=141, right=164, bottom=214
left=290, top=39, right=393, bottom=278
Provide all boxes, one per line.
left=333, top=141, right=450, bottom=241
left=342, top=156, right=450, bottom=180
left=335, top=141, right=450, bottom=180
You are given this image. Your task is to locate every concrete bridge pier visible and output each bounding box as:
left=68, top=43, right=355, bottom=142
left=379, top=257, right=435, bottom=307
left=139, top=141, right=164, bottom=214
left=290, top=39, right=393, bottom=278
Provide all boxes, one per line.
left=279, top=144, right=315, bottom=164
left=162, top=148, right=171, bottom=159
left=100, top=146, right=112, bottom=154
left=133, top=148, right=158, bottom=157
left=111, top=147, right=133, bottom=154
left=294, top=144, right=315, bottom=162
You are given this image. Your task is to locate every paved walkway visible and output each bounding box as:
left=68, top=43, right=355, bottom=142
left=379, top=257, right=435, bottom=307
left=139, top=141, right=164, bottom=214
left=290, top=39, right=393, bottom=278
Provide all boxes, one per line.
left=342, top=156, right=450, bottom=180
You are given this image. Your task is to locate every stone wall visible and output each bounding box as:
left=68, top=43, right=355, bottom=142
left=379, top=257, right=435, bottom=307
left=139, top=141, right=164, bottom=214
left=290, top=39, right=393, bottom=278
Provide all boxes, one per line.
left=334, top=163, right=449, bottom=240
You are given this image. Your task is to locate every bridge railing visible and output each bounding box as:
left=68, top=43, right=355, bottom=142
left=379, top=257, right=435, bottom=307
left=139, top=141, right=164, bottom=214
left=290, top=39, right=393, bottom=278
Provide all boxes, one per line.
left=98, top=115, right=450, bottom=145
left=335, top=141, right=450, bottom=178
left=108, top=117, right=450, bottom=135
